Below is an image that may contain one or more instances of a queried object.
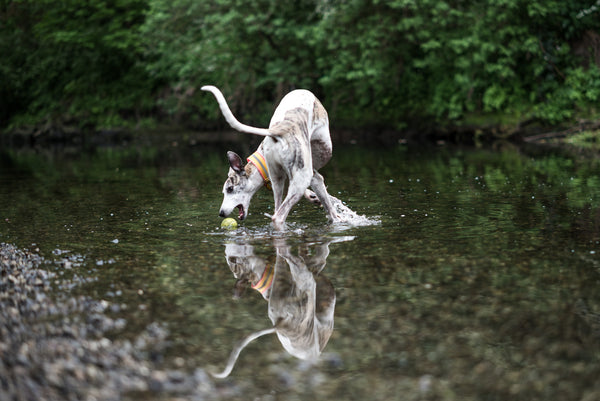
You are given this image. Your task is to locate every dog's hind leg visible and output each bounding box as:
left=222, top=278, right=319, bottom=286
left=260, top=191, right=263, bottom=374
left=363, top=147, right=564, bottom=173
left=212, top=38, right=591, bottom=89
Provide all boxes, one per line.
left=310, top=171, right=341, bottom=223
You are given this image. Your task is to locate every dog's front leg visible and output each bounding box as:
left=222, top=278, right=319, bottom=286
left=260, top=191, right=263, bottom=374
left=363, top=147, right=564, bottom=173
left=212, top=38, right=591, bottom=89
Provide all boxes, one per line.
left=270, top=169, right=286, bottom=212
left=271, top=175, right=310, bottom=230
left=272, top=192, right=304, bottom=230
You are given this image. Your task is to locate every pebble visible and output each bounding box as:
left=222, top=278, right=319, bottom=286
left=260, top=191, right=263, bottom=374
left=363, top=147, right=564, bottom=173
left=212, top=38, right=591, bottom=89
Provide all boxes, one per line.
left=0, top=243, right=215, bottom=401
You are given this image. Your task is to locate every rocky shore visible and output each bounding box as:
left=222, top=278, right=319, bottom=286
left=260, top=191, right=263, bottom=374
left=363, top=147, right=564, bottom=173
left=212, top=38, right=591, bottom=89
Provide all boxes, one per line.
left=0, top=243, right=215, bottom=401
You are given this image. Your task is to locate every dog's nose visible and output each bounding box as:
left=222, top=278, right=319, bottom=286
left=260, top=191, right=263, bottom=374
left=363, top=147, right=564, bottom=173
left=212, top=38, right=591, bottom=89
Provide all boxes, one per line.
left=219, top=210, right=226, bottom=217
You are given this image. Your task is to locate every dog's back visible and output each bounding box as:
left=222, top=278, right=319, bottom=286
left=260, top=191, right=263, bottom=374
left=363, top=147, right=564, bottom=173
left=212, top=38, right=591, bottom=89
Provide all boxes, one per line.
left=269, top=90, right=328, bottom=135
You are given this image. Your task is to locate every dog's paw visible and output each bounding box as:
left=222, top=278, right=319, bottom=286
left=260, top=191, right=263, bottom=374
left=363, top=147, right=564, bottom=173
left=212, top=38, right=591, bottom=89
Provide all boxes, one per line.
left=271, top=220, right=287, bottom=232
left=304, top=190, right=322, bottom=206
left=329, top=213, right=348, bottom=224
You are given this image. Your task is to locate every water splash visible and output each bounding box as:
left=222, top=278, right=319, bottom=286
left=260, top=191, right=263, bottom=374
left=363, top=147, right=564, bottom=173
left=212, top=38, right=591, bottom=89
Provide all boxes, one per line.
left=329, top=195, right=380, bottom=227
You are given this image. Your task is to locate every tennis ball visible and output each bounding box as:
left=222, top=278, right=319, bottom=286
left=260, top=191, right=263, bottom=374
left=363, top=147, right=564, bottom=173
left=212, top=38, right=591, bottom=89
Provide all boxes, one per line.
left=221, top=217, right=238, bottom=229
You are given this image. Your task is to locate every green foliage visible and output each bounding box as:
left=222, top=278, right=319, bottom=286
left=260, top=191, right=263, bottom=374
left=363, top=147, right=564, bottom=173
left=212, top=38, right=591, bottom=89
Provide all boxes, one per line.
left=315, top=0, right=600, bottom=126
left=139, top=0, right=327, bottom=126
left=562, top=129, right=600, bottom=151
left=534, top=66, right=600, bottom=123
left=1, top=0, right=152, bottom=129
left=1, top=0, right=599, bottom=133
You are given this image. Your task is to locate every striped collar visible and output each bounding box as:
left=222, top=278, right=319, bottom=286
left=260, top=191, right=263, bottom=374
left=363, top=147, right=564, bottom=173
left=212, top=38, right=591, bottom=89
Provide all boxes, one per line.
left=251, top=262, right=274, bottom=296
left=247, top=152, right=271, bottom=190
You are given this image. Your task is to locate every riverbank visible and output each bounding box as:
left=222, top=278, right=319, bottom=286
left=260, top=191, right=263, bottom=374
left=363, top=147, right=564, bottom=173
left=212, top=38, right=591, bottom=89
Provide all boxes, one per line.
left=0, top=243, right=215, bottom=401
left=2, top=118, right=600, bottom=149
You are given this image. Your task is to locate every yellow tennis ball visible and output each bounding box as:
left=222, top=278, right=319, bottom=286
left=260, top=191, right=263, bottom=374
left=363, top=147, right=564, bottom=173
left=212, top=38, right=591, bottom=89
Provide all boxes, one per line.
left=221, top=217, right=238, bottom=229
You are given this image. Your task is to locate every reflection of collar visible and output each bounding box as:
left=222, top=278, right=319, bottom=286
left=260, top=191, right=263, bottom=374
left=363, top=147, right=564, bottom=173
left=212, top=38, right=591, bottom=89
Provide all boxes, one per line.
left=251, top=262, right=274, bottom=295
left=247, top=152, right=271, bottom=190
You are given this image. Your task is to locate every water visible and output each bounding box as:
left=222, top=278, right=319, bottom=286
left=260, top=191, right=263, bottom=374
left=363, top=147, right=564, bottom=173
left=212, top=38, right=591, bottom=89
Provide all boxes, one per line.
left=1, top=142, right=600, bottom=400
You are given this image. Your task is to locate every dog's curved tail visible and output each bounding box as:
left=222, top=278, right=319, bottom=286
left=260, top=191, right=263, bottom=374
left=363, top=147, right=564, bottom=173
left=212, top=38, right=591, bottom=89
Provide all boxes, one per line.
left=201, top=85, right=273, bottom=137
left=210, top=327, right=276, bottom=379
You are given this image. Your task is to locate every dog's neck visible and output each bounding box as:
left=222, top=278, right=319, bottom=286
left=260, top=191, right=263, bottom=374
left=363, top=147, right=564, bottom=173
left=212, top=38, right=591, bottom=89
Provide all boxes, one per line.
left=247, top=151, right=271, bottom=190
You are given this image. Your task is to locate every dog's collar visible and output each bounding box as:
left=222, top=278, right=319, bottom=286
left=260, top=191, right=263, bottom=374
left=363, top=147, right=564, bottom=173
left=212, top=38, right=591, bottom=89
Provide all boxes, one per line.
left=247, top=152, right=272, bottom=190
left=251, top=262, right=274, bottom=295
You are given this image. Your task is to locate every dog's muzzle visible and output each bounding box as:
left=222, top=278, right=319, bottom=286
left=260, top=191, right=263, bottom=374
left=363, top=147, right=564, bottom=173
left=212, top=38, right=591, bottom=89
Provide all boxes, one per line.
left=220, top=204, right=245, bottom=220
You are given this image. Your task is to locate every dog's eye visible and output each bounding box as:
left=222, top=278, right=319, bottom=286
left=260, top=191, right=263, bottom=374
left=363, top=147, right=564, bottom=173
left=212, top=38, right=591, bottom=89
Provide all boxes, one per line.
left=226, top=186, right=234, bottom=194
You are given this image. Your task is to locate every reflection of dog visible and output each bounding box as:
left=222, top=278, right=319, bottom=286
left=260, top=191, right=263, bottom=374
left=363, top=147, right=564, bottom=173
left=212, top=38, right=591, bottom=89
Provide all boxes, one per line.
left=213, top=241, right=336, bottom=378
left=202, top=85, right=341, bottom=230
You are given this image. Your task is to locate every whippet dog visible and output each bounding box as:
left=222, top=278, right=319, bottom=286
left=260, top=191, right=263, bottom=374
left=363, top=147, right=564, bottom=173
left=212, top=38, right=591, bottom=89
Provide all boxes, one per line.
left=202, top=85, right=341, bottom=230
left=213, top=240, right=336, bottom=378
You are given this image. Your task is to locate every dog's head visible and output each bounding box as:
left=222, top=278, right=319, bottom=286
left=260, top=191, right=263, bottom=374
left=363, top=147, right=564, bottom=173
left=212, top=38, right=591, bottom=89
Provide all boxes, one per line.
left=219, top=151, right=262, bottom=221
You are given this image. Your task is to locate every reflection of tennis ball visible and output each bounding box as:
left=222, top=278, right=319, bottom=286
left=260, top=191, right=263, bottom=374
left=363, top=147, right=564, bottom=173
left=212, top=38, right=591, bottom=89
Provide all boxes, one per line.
left=221, top=217, right=238, bottom=229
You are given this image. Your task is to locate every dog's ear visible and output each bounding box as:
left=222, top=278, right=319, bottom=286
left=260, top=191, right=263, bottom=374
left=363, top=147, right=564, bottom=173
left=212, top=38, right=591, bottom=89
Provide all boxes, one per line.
left=227, top=151, right=245, bottom=174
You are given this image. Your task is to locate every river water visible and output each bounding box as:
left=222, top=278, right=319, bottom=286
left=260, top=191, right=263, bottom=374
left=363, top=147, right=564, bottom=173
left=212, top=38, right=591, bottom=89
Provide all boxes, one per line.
left=1, top=140, right=599, bottom=400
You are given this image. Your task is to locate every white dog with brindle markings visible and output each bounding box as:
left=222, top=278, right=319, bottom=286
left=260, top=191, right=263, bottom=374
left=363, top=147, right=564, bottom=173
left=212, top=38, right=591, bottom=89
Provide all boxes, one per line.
left=202, top=85, right=342, bottom=230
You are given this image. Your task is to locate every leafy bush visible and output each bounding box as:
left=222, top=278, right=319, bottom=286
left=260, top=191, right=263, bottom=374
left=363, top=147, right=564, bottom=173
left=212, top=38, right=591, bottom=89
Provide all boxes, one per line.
left=1, top=0, right=599, bottom=133
left=1, top=0, right=152, bottom=129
